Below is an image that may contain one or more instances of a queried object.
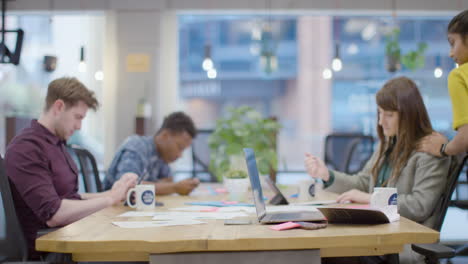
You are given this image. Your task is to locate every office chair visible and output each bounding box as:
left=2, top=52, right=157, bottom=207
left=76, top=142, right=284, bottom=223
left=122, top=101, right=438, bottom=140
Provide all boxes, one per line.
left=448, top=162, right=468, bottom=258
left=191, top=129, right=217, bottom=182
left=69, top=145, right=102, bottom=193
left=324, top=133, right=375, bottom=174
left=0, top=155, right=51, bottom=263
left=412, top=154, right=468, bottom=264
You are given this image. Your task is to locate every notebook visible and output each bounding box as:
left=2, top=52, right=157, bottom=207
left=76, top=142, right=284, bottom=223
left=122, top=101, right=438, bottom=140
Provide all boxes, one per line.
left=317, top=205, right=400, bottom=224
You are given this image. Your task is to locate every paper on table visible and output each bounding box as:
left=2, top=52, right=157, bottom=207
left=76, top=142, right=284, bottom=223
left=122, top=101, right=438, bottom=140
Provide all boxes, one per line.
left=112, top=219, right=206, bottom=228
left=117, top=211, right=157, bottom=217
left=266, top=205, right=319, bottom=213
left=169, top=206, right=216, bottom=212
left=152, top=211, right=249, bottom=220
left=291, top=200, right=337, bottom=206
left=170, top=206, right=255, bottom=214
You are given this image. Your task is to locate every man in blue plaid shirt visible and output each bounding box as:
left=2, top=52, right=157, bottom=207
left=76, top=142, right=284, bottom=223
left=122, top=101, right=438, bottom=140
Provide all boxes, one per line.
left=103, top=112, right=199, bottom=195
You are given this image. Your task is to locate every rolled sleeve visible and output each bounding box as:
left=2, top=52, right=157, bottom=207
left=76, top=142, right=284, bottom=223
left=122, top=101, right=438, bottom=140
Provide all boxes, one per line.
left=6, top=146, right=62, bottom=222
left=324, top=151, right=377, bottom=194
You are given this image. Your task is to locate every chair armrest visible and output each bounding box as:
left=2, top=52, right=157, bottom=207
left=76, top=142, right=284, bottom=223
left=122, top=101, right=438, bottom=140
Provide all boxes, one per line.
left=37, top=228, right=58, bottom=237
left=411, top=243, right=455, bottom=259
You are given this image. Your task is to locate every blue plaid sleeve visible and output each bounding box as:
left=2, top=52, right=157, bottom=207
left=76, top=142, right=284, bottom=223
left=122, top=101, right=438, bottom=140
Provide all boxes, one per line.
left=115, top=150, right=146, bottom=180
left=158, top=163, right=171, bottom=179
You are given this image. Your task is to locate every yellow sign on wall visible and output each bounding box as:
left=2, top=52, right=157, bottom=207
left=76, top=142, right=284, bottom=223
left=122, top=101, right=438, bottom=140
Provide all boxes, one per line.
left=126, top=53, right=151, bottom=72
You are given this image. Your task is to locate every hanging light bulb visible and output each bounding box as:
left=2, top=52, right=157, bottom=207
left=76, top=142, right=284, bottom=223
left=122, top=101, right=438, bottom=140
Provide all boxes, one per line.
left=207, top=68, right=217, bottom=79
left=95, top=70, right=104, bottom=81
left=322, top=68, right=333, bottom=79
left=332, top=43, right=342, bottom=72
left=202, top=44, right=214, bottom=71
left=78, top=46, right=87, bottom=73
left=332, top=58, right=342, bottom=72
left=433, top=55, right=443, bottom=79
left=434, top=67, right=443, bottom=78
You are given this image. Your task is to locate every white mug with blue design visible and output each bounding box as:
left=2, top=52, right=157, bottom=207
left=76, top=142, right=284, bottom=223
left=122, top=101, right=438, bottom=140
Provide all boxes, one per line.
left=371, top=187, right=398, bottom=215
left=126, top=184, right=155, bottom=210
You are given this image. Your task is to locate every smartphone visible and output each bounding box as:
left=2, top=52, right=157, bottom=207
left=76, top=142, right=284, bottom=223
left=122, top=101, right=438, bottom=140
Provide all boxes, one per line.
left=224, top=219, right=252, bottom=225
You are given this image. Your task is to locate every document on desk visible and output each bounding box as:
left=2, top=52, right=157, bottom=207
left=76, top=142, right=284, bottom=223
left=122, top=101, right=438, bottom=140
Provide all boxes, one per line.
left=117, top=211, right=157, bottom=217
left=112, top=219, right=206, bottom=228
left=170, top=206, right=255, bottom=213
left=266, top=205, right=319, bottom=213
left=291, top=200, right=338, bottom=206
left=152, top=211, right=249, bottom=220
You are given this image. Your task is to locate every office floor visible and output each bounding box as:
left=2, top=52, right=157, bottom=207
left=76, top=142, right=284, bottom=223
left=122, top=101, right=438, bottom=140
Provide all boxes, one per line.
left=441, top=256, right=468, bottom=264
left=440, top=207, right=468, bottom=244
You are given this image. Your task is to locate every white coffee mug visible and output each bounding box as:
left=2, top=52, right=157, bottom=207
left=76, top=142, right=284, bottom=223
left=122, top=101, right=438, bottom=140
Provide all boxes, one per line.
left=370, top=187, right=398, bottom=213
left=298, top=178, right=315, bottom=202
left=126, top=184, right=155, bottom=211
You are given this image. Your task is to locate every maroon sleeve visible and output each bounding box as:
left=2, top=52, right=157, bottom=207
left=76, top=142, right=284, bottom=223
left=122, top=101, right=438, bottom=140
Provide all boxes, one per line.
left=6, top=143, right=62, bottom=223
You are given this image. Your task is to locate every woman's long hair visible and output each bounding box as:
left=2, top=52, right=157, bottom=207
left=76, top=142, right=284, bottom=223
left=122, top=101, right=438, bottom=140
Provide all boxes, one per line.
left=371, top=77, right=433, bottom=185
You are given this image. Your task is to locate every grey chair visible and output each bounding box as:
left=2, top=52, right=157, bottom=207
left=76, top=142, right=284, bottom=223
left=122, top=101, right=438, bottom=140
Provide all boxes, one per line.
left=0, top=155, right=52, bottom=263
left=69, top=145, right=102, bottom=193
left=324, top=133, right=375, bottom=174
left=412, top=153, right=468, bottom=264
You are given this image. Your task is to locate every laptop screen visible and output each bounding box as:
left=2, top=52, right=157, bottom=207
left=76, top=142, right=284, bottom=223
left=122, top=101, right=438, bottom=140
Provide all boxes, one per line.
left=243, top=148, right=266, bottom=219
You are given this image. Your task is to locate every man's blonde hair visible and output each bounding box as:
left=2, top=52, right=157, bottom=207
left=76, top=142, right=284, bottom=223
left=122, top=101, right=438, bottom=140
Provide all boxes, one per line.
left=45, top=77, right=99, bottom=111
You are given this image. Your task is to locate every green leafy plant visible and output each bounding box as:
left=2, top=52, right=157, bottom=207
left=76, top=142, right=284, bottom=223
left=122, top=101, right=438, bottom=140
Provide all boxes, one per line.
left=385, top=28, right=401, bottom=60
left=401, top=42, right=428, bottom=71
left=385, top=28, right=427, bottom=72
left=208, top=106, right=281, bottom=181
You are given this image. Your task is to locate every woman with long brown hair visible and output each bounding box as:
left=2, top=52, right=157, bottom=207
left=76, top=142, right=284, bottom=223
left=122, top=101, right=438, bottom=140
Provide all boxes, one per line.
left=305, top=77, right=451, bottom=263
left=305, top=76, right=449, bottom=227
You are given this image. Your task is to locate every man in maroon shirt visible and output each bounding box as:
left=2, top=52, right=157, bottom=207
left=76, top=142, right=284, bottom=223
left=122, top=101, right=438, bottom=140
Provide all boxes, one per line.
left=5, top=77, right=137, bottom=260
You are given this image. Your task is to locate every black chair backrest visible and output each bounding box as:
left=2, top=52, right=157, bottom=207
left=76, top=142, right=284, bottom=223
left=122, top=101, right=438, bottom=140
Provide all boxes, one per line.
left=432, top=154, right=468, bottom=231
left=451, top=161, right=468, bottom=210
left=70, top=146, right=102, bottom=193
left=191, top=129, right=217, bottom=182
left=324, top=133, right=375, bottom=174
left=0, top=155, right=29, bottom=261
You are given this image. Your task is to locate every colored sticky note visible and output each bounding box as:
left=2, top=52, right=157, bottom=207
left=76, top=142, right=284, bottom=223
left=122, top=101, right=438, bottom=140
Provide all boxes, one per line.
left=222, top=201, right=239, bottom=205
left=200, top=207, right=220, bottom=212
left=269, top=221, right=301, bottom=231
left=215, top=188, right=228, bottom=193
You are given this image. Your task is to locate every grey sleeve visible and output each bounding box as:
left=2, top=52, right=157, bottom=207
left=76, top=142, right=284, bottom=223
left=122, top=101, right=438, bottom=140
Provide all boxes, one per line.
left=324, top=150, right=378, bottom=194
left=397, top=155, right=450, bottom=222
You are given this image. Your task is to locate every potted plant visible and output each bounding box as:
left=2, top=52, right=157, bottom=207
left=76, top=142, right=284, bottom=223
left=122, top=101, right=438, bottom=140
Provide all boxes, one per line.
left=208, top=106, right=281, bottom=183
left=385, top=28, right=402, bottom=73
left=385, top=28, right=428, bottom=72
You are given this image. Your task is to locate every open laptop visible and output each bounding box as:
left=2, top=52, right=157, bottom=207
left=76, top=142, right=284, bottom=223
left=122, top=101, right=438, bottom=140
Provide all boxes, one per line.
left=243, top=148, right=326, bottom=224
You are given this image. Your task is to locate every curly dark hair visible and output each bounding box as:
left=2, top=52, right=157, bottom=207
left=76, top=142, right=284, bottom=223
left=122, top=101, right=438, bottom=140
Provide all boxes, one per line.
left=158, top=112, right=196, bottom=138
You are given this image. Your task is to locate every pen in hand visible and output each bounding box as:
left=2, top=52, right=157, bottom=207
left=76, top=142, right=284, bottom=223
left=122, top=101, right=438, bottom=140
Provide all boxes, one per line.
left=137, top=170, right=149, bottom=184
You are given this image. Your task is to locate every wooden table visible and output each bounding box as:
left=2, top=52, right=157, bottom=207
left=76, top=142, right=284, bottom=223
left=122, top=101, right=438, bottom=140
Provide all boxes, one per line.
left=36, top=185, right=439, bottom=263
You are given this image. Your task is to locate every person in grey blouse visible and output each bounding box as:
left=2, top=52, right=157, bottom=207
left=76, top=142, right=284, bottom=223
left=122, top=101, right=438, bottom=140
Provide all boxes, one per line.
left=305, top=77, right=450, bottom=264
left=103, top=112, right=200, bottom=195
